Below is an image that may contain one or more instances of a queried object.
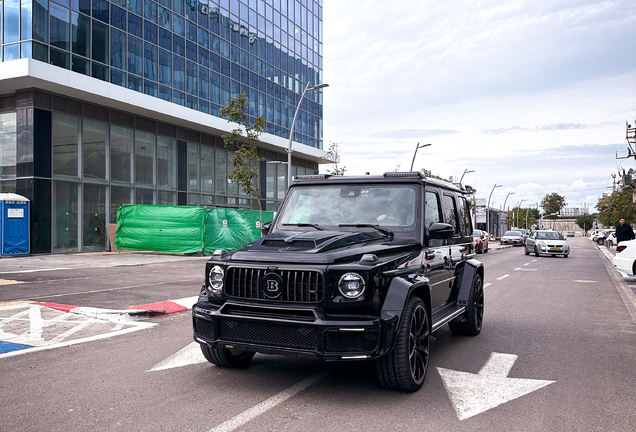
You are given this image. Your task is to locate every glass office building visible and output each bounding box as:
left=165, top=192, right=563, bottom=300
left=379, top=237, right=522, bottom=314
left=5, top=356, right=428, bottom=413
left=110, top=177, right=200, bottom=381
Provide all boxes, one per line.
left=0, top=0, right=325, bottom=253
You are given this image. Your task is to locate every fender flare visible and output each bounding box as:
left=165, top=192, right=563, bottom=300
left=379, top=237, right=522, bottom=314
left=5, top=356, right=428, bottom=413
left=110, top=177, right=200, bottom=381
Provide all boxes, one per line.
left=456, top=258, right=484, bottom=305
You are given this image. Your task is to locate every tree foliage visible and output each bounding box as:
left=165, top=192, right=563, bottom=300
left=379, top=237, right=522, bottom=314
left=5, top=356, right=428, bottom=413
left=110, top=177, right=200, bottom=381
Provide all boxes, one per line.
left=541, top=193, right=567, bottom=218
left=506, top=207, right=540, bottom=229
left=575, top=214, right=596, bottom=232
left=320, top=142, right=346, bottom=175
left=597, top=189, right=636, bottom=227
left=219, top=92, right=265, bottom=224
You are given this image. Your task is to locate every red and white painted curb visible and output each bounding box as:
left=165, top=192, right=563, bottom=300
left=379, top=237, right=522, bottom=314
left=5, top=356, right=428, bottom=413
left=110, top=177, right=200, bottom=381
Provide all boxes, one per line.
left=35, top=295, right=199, bottom=321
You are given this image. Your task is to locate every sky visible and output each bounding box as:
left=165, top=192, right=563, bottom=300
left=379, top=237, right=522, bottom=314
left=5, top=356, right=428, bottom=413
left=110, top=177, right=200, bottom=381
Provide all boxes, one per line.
left=319, top=0, right=636, bottom=212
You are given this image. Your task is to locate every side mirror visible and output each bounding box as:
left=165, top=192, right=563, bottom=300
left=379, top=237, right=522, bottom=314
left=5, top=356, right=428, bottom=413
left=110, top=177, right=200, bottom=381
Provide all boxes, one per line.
left=261, top=221, right=272, bottom=235
left=427, top=223, right=455, bottom=240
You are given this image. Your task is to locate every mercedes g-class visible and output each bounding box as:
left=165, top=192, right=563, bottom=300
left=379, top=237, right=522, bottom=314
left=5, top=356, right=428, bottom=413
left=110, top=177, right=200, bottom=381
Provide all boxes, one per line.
left=192, top=172, right=484, bottom=392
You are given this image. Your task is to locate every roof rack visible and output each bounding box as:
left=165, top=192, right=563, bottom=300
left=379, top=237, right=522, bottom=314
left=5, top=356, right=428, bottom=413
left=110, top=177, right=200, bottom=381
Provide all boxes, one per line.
left=294, top=174, right=332, bottom=181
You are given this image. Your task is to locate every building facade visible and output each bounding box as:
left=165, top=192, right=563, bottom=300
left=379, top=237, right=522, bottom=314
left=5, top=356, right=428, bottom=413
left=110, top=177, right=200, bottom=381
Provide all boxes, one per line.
left=0, top=0, right=325, bottom=254
left=559, top=207, right=588, bottom=217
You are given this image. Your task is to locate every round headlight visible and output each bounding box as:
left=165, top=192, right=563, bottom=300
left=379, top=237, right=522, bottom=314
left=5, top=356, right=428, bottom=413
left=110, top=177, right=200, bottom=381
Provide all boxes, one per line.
left=338, top=273, right=365, bottom=299
left=208, top=265, right=224, bottom=295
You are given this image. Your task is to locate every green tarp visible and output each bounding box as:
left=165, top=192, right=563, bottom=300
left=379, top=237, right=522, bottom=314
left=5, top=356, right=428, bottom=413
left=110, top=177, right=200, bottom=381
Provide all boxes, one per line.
left=115, top=205, right=273, bottom=254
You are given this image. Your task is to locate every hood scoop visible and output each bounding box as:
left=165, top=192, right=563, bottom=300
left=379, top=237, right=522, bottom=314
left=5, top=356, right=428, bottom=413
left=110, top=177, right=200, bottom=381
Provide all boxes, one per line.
left=261, top=238, right=317, bottom=249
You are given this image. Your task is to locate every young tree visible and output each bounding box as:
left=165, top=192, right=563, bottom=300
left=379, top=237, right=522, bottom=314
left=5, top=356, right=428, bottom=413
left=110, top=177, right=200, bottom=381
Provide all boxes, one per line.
left=320, top=141, right=346, bottom=175
left=219, top=92, right=266, bottom=227
left=597, top=189, right=636, bottom=227
left=575, top=214, right=596, bottom=233
left=541, top=193, right=567, bottom=218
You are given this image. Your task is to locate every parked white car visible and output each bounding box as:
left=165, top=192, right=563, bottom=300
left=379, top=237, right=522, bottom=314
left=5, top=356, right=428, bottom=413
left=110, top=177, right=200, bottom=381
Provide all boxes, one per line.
left=613, top=239, right=636, bottom=276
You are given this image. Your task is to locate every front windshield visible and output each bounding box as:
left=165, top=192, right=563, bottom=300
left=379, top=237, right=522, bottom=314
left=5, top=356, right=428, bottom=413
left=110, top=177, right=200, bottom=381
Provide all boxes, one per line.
left=504, top=231, right=522, bottom=237
left=473, top=230, right=481, bottom=236
left=536, top=231, right=564, bottom=240
left=278, top=185, right=417, bottom=229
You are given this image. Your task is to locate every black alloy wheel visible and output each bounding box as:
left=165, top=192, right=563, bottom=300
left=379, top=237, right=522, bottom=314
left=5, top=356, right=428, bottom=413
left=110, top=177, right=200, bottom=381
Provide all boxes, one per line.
left=376, top=297, right=430, bottom=392
left=449, top=273, right=484, bottom=336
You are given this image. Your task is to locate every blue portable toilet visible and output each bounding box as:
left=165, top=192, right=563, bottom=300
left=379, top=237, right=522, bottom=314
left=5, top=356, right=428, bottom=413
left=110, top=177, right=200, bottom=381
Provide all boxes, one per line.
left=0, top=193, right=30, bottom=256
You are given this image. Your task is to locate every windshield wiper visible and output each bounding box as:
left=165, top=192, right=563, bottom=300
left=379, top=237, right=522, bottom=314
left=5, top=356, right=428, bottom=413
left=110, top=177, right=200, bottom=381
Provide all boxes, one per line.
left=339, top=224, right=394, bottom=237
left=282, top=223, right=325, bottom=231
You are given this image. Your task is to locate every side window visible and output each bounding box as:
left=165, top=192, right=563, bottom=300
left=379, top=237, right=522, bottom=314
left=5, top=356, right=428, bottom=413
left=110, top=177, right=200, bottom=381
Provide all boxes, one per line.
left=442, top=193, right=459, bottom=234
left=424, top=191, right=441, bottom=228
left=458, top=196, right=472, bottom=237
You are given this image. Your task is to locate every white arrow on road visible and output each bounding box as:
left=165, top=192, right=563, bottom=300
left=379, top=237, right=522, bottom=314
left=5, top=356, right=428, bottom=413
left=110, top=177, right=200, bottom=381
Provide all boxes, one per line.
left=437, top=352, right=555, bottom=421
left=148, top=342, right=208, bottom=372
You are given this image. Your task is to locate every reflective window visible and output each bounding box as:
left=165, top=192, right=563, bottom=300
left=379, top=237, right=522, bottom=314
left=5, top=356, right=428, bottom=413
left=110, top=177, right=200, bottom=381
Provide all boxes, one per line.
left=52, top=113, right=80, bottom=177
left=111, top=28, right=126, bottom=69
left=200, top=145, right=214, bottom=194
left=53, top=181, right=80, bottom=252
left=157, top=190, right=176, bottom=205
left=4, top=0, right=20, bottom=44
left=72, top=12, right=90, bottom=57
left=50, top=3, right=71, bottom=51
left=157, top=136, right=176, bottom=189
left=111, top=185, right=132, bottom=221
left=215, top=148, right=227, bottom=195
left=83, top=119, right=107, bottom=180
left=33, top=0, right=49, bottom=43
left=128, top=36, right=143, bottom=75
left=442, top=194, right=459, bottom=233
left=158, top=49, right=172, bottom=85
left=92, top=20, right=109, bottom=63
left=0, top=113, right=17, bottom=180
left=83, top=183, right=107, bottom=250
left=135, top=131, right=156, bottom=187
left=136, top=188, right=155, bottom=204
left=110, top=125, right=133, bottom=183
left=187, top=142, right=199, bottom=192
left=425, top=191, right=441, bottom=228
left=144, top=42, right=158, bottom=81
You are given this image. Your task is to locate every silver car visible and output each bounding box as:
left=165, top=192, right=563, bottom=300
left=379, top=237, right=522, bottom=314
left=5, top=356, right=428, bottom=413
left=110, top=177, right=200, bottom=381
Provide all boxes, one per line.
left=525, top=230, right=570, bottom=257
left=500, top=230, right=524, bottom=246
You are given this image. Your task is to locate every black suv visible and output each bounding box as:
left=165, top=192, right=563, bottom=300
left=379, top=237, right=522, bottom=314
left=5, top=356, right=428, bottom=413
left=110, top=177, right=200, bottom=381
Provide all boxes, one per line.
left=192, top=172, right=484, bottom=392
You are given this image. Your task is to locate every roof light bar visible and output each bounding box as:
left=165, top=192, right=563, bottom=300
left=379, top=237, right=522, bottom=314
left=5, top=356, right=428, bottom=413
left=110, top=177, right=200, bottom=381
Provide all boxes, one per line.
left=383, top=172, right=425, bottom=178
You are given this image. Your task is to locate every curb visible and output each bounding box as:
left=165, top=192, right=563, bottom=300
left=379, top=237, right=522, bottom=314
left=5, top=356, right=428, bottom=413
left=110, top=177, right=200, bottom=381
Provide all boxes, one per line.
left=34, top=295, right=199, bottom=321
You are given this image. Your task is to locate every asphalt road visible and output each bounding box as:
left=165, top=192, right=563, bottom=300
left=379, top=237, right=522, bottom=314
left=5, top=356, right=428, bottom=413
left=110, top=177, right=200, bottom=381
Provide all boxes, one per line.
left=1, top=239, right=636, bottom=431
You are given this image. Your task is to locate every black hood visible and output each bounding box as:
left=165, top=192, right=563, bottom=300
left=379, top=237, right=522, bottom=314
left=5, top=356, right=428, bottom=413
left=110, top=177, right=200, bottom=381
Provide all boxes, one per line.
left=229, top=230, right=420, bottom=264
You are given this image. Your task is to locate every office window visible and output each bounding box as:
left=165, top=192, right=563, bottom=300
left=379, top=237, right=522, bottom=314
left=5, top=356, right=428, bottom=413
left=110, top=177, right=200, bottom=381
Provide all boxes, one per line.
left=187, top=142, right=199, bottom=192
left=110, top=28, right=126, bottom=69
left=0, top=113, right=17, bottom=180
left=83, top=119, right=107, bottom=180
left=92, top=20, right=109, bottom=64
left=110, top=125, right=133, bottom=184
left=135, top=131, right=156, bottom=187
left=215, top=148, right=227, bottom=195
left=50, top=3, right=71, bottom=51
left=200, top=145, right=214, bottom=194
left=52, top=113, right=80, bottom=177
left=33, top=0, right=49, bottom=43
left=144, top=42, right=158, bottom=81
left=128, top=36, right=143, bottom=76
left=158, top=49, right=172, bottom=86
left=157, top=136, right=176, bottom=189
left=4, top=0, right=20, bottom=44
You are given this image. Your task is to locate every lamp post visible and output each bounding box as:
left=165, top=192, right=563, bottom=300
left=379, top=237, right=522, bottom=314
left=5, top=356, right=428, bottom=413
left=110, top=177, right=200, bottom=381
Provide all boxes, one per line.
left=459, top=169, right=475, bottom=184
left=288, top=82, right=329, bottom=187
left=410, top=143, right=432, bottom=171
left=516, top=198, right=526, bottom=228
left=487, top=184, right=502, bottom=237
left=502, top=191, right=515, bottom=231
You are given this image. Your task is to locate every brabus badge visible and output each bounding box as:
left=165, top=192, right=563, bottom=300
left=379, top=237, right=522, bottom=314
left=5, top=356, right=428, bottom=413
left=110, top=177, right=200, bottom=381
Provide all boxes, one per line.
left=261, top=273, right=284, bottom=299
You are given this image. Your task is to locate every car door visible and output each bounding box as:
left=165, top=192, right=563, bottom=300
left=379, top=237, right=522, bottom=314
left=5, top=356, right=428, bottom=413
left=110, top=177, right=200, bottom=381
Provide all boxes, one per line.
left=526, top=232, right=536, bottom=252
left=423, top=188, right=453, bottom=310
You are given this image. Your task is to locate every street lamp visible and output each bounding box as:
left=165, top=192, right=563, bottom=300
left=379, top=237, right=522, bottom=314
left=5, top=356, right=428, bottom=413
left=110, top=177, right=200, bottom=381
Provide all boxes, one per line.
left=487, top=184, right=502, bottom=237
left=516, top=198, right=526, bottom=228
left=288, top=82, right=329, bottom=187
left=410, top=143, right=432, bottom=171
left=502, top=191, right=515, bottom=231
left=459, top=169, right=475, bottom=185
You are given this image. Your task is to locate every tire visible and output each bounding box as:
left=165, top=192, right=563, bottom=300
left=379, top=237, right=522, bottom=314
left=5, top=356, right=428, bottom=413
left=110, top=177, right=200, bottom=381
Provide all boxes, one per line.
left=524, top=246, right=529, bottom=255
left=376, top=297, right=430, bottom=392
left=597, top=238, right=604, bottom=245
left=534, top=246, right=540, bottom=257
left=484, top=247, right=488, bottom=253
left=201, top=344, right=255, bottom=368
left=449, top=274, right=484, bottom=336
left=564, top=254, right=569, bottom=258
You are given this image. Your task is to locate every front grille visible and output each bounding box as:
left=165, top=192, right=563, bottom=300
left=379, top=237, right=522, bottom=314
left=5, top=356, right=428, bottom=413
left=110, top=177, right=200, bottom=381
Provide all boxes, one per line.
left=225, top=268, right=324, bottom=303
left=325, top=331, right=379, bottom=353
left=218, top=319, right=319, bottom=350
left=194, top=317, right=215, bottom=340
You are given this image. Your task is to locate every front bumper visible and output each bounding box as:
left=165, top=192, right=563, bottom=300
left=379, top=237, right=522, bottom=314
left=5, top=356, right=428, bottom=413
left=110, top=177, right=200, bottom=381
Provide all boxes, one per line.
left=501, top=239, right=523, bottom=246
left=537, top=245, right=569, bottom=256
left=613, top=254, right=634, bottom=276
left=192, top=300, right=398, bottom=361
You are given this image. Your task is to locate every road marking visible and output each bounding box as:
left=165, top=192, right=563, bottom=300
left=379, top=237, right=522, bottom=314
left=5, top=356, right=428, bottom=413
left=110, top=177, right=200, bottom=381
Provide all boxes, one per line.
left=0, top=279, right=23, bottom=285
left=514, top=267, right=538, bottom=272
left=483, top=283, right=492, bottom=288
left=532, top=259, right=538, bottom=262
left=28, top=306, right=44, bottom=341
left=208, top=371, right=329, bottom=432
left=438, top=352, right=555, bottom=421
left=0, top=267, right=71, bottom=274
left=574, top=280, right=597, bottom=283
left=148, top=342, right=208, bottom=371
left=496, top=274, right=510, bottom=280
left=523, top=263, right=530, bottom=266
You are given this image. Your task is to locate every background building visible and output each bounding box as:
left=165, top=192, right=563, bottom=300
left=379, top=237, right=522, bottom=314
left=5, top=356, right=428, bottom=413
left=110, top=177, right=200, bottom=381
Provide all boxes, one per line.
left=0, top=0, right=325, bottom=253
left=559, top=207, right=589, bottom=217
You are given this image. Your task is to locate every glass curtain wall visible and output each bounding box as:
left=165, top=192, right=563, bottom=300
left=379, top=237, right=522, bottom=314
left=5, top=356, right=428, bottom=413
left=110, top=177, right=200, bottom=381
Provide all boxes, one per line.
left=0, top=113, right=17, bottom=180
left=5, top=0, right=325, bottom=150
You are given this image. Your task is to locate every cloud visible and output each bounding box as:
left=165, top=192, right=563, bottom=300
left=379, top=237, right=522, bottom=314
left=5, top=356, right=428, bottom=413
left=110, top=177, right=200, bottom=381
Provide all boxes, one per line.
left=374, top=129, right=460, bottom=138
left=481, top=123, right=615, bottom=135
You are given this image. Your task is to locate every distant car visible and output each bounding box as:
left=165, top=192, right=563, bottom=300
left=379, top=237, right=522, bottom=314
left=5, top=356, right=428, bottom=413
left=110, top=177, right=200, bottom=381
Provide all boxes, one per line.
left=613, top=239, right=636, bottom=276
left=592, top=229, right=613, bottom=245
left=473, top=229, right=489, bottom=253
left=525, top=230, right=570, bottom=257
left=567, top=231, right=575, bottom=237
left=512, top=228, right=529, bottom=244
left=500, top=230, right=524, bottom=246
